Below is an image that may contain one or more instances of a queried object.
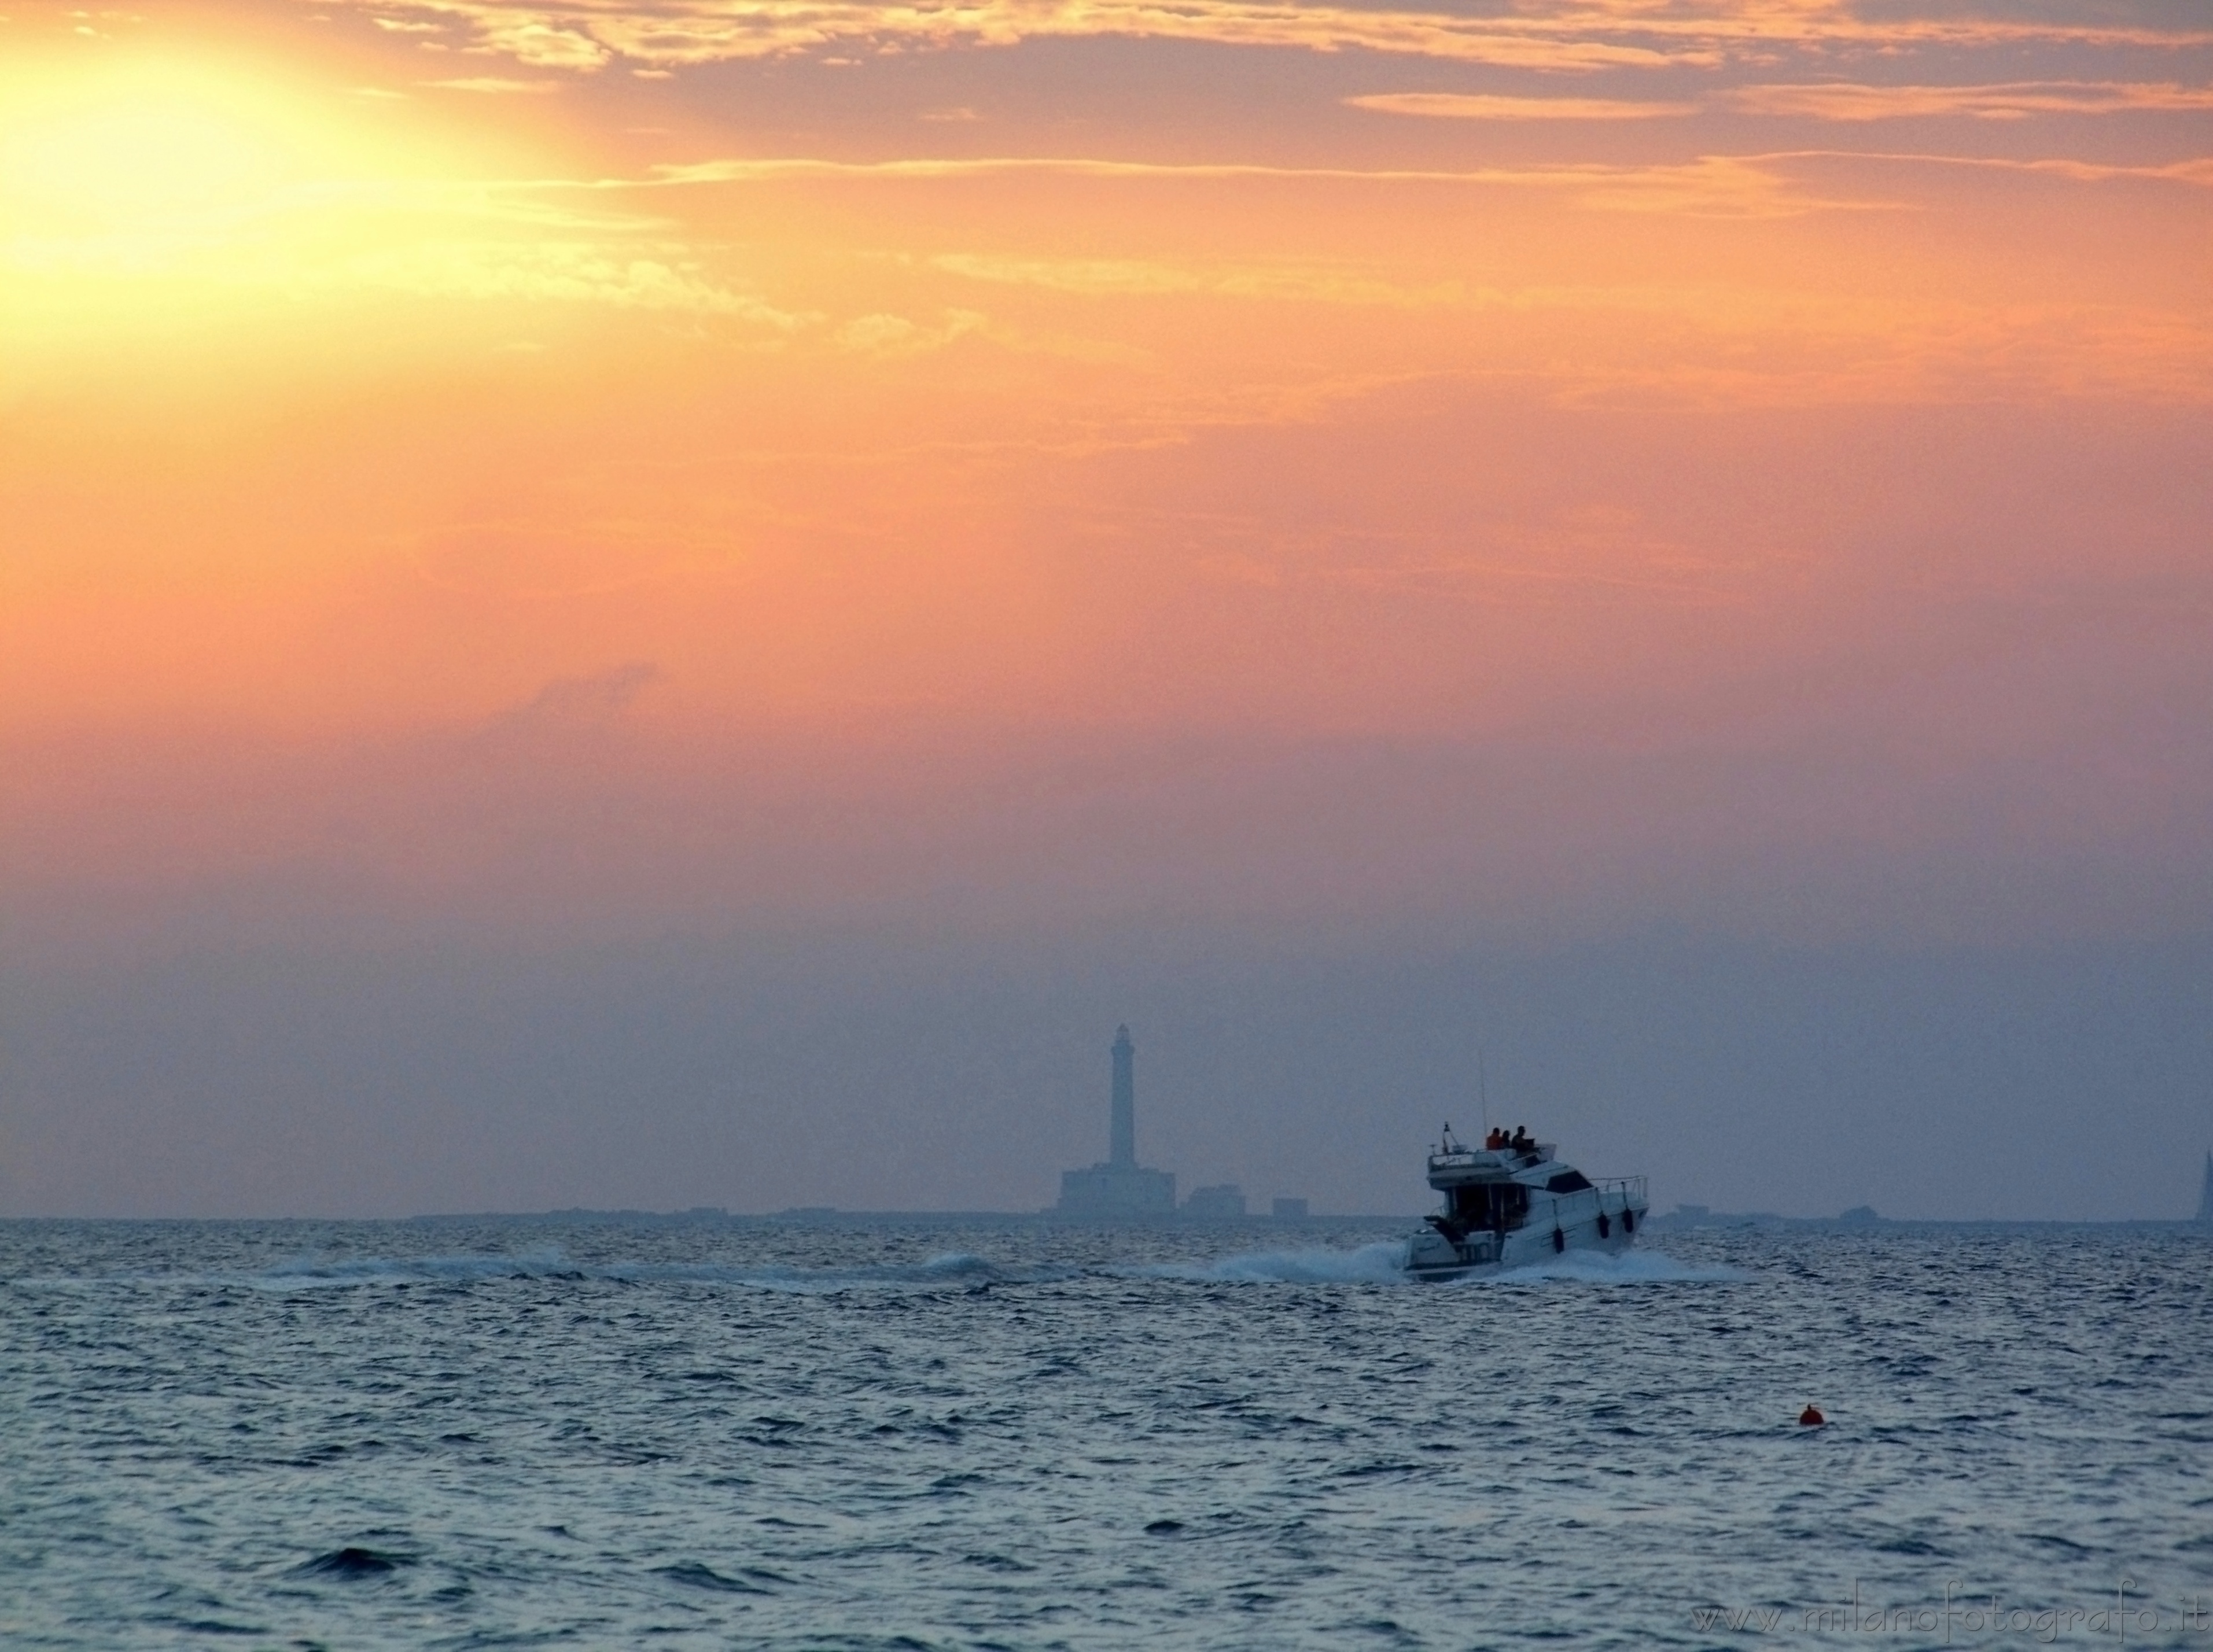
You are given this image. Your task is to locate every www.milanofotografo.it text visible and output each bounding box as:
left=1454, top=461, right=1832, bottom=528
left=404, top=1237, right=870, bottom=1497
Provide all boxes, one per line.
left=1691, top=1581, right=2211, bottom=1642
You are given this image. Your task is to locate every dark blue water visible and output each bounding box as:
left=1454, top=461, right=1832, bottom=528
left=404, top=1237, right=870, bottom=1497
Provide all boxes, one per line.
left=2, top=1219, right=2208, bottom=1648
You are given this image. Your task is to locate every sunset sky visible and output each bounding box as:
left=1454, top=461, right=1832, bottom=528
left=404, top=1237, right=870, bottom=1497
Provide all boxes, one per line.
left=2, top=0, right=2208, bottom=1219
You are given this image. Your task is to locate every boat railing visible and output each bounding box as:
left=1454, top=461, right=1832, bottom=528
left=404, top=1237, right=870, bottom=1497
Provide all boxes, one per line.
left=1430, top=1145, right=1557, bottom=1171
left=1593, top=1175, right=1647, bottom=1207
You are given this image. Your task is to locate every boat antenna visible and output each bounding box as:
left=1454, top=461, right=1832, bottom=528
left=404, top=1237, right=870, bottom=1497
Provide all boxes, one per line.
left=1478, top=1045, right=1490, bottom=1134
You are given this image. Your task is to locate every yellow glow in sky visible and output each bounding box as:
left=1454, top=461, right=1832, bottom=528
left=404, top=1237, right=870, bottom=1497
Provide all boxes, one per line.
left=3, top=53, right=381, bottom=244
left=1, top=0, right=2207, bottom=938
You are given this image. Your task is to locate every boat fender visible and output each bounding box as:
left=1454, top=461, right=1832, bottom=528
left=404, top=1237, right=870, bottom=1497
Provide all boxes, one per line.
left=1622, top=1208, right=1634, bottom=1234
left=1552, top=1227, right=1565, bottom=1253
left=1596, top=1212, right=1610, bottom=1239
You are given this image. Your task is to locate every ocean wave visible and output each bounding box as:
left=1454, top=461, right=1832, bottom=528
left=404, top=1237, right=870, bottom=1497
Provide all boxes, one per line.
left=1133, top=1242, right=1415, bottom=1285
left=245, top=1249, right=1036, bottom=1294
left=40, top=1241, right=1737, bottom=1295
left=3, top=1220, right=2197, bottom=1652
left=1481, top=1248, right=1746, bottom=1285
left=1136, top=1242, right=1743, bottom=1287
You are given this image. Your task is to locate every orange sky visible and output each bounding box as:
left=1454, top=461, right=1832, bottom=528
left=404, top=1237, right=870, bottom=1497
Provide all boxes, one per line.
left=3, top=0, right=2212, bottom=1219
left=3, top=0, right=2210, bottom=944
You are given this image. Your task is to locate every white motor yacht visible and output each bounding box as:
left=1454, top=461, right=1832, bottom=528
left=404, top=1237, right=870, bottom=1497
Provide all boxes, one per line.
left=1405, top=1126, right=1649, bottom=1279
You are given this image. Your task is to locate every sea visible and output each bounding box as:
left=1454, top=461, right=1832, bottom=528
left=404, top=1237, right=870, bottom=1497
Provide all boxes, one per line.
left=2, top=1217, right=2208, bottom=1650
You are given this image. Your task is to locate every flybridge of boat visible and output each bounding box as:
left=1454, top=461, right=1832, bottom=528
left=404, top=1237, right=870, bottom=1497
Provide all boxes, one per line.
left=1428, top=1132, right=1641, bottom=1195
left=1404, top=1124, right=1650, bottom=1279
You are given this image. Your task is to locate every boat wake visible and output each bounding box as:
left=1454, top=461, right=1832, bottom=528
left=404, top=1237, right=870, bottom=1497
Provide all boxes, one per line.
left=1138, top=1243, right=1740, bottom=1286
left=244, top=1249, right=1051, bottom=1294
left=1483, top=1248, right=1745, bottom=1285
left=1135, top=1242, right=1415, bottom=1285
left=219, top=1242, right=1737, bottom=1294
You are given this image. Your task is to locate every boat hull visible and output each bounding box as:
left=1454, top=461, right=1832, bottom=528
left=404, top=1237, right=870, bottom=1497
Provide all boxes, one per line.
left=1404, top=1188, right=1648, bottom=1279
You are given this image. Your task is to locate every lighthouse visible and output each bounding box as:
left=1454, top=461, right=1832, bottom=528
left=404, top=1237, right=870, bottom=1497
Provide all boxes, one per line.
left=1110, top=1024, right=1136, bottom=1168
left=1053, top=1024, right=1177, bottom=1215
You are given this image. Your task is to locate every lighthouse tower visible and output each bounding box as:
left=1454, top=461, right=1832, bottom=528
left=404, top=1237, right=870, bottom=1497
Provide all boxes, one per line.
left=1110, top=1024, right=1136, bottom=1169
left=1053, top=1024, right=1177, bottom=1216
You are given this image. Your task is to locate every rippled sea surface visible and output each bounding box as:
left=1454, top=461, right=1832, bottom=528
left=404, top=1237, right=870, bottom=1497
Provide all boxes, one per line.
left=3, top=1218, right=2210, bottom=1650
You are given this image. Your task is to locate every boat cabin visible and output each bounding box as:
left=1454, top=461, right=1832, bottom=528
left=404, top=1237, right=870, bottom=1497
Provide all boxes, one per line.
left=1408, top=1126, right=1645, bottom=1273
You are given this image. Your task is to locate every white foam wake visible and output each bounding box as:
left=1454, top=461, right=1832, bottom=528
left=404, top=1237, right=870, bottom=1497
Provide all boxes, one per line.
left=1138, top=1241, right=1416, bottom=1285
left=1139, top=1242, right=1743, bottom=1287
left=237, top=1243, right=1739, bottom=1294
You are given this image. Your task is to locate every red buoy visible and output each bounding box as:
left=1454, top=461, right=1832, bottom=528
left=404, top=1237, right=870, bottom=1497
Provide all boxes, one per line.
left=1799, top=1406, right=1825, bottom=1426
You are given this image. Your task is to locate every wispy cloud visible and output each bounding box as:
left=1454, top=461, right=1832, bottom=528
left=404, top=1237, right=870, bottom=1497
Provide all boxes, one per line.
left=316, top=242, right=807, bottom=321
left=330, top=0, right=2213, bottom=76
left=1749, top=149, right=2213, bottom=188
left=631, top=148, right=2213, bottom=222
left=1, top=164, right=808, bottom=323
left=930, top=252, right=1464, bottom=303
left=649, top=153, right=1886, bottom=216
left=834, top=308, right=989, bottom=353
left=422, top=76, right=567, bottom=95
left=484, top=662, right=664, bottom=735
left=1347, top=93, right=1699, bottom=121
left=1728, top=81, right=2213, bottom=122
left=1347, top=80, right=2213, bottom=130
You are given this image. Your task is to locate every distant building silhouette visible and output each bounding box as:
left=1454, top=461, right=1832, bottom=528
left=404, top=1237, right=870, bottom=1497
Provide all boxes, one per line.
left=2199, top=1152, right=2213, bottom=1224
left=1184, top=1183, right=1246, bottom=1219
left=1055, top=1025, right=1176, bottom=1215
